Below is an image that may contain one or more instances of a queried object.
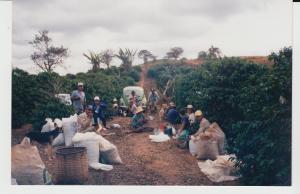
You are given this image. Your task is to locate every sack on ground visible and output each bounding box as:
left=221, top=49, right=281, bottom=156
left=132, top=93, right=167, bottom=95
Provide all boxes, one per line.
left=98, top=135, right=122, bottom=164
left=52, top=133, right=65, bottom=147
left=72, top=132, right=113, bottom=171
left=206, top=122, right=226, bottom=154
left=11, top=137, right=50, bottom=185
left=41, top=118, right=55, bottom=133
left=149, top=132, right=170, bottom=142
left=197, top=155, right=240, bottom=182
left=63, top=114, right=78, bottom=147
left=192, top=131, right=219, bottom=160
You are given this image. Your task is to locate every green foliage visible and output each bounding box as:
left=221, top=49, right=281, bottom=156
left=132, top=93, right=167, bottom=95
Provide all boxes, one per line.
left=174, top=47, right=292, bottom=185
left=12, top=66, right=140, bottom=129
left=31, top=98, right=74, bottom=130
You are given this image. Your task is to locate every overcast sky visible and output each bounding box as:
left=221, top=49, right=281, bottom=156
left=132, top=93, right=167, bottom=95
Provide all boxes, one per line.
left=12, top=0, right=292, bottom=75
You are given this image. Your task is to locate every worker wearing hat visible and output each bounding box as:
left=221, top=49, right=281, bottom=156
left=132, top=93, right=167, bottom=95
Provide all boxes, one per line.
left=190, top=110, right=211, bottom=138
left=92, top=96, right=107, bottom=128
left=186, top=104, right=195, bottom=124
left=131, top=106, right=147, bottom=132
left=166, top=102, right=180, bottom=125
left=71, top=82, right=86, bottom=114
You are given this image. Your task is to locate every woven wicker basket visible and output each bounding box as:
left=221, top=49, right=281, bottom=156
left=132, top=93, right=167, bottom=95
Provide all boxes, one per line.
left=55, top=147, right=88, bottom=184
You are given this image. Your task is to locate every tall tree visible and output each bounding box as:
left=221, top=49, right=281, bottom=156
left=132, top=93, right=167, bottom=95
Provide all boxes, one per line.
left=83, top=51, right=102, bottom=71
left=166, top=47, right=184, bottom=60
left=100, top=49, right=114, bottom=69
left=208, top=45, right=222, bottom=59
left=138, top=49, right=153, bottom=64
left=115, top=48, right=137, bottom=70
left=29, top=30, right=69, bottom=72
left=197, top=51, right=208, bottom=60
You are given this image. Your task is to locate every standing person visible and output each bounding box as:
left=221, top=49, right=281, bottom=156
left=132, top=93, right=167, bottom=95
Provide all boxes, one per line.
left=148, top=88, right=160, bottom=112
left=186, top=105, right=195, bottom=124
left=131, top=90, right=137, bottom=104
left=92, top=96, right=107, bottom=128
left=71, top=82, right=86, bottom=114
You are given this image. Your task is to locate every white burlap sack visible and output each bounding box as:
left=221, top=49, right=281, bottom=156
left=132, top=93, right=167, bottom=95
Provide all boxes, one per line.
left=63, top=114, right=78, bottom=147
left=54, top=118, right=63, bottom=128
left=72, top=132, right=113, bottom=171
left=192, top=131, right=219, bottom=160
left=98, top=135, right=122, bottom=164
left=41, top=118, right=55, bottom=133
left=207, top=122, right=226, bottom=154
left=197, top=155, right=239, bottom=182
left=52, top=133, right=65, bottom=147
left=11, top=138, right=46, bottom=185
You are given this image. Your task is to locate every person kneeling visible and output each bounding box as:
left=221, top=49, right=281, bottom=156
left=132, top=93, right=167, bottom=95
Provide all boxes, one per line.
left=131, top=106, right=152, bottom=133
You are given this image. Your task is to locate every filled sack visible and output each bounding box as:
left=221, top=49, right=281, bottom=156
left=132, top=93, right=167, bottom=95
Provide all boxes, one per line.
left=52, top=133, right=65, bottom=147
left=41, top=118, right=55, bottom=133
left=54, top=118, right=63, bottom=128
left=11, top=137, right=51, bottom=185
left=191, top=131, right=219, bottom=160
left=72, top=132, right=113, bottom=171
left=98, top=135, right=122, bottom=164
left=63, top=114, right=78, bottom=147
left=197, top=155, right=239, bottom=182
left=206, top=122, right=226, bottom=154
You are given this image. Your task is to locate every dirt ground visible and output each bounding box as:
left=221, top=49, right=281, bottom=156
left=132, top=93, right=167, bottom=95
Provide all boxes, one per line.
left=11, top=64, right=239, bottom=185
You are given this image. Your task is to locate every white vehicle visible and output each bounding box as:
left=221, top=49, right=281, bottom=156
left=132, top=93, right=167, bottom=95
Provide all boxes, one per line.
left=55, top=94, right=72, bottom=105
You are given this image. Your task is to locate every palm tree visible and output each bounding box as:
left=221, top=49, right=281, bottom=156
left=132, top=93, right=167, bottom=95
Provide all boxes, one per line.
left=100, top=49, right=114, bottom=69
left=138, top=49, right=153, bottom=64
left=83, top=51, right=102, bottom=71
left=115, top=48, right=137, bottom=70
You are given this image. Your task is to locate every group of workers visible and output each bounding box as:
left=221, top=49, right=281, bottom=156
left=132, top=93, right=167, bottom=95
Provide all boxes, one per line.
left=71, top=82, right=108, bottom=131
left=71, top=82, right=211, bottom=149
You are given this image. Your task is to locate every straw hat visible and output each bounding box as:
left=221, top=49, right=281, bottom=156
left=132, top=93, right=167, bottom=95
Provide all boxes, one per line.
left=186, top=104, right=193, bottom=109
left=136, top=106, right=143, bottom=113
left=169, top=102, right=175, bottom=107
left=195, top=110, right=203, bottom=117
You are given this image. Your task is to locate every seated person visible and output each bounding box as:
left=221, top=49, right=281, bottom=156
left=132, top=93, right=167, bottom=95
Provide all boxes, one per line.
left=166, top=102, right=181, bottom=125
left=177, top=108, right=191, bottom=141
left=131, top=106, right=151, bottom=132
left=77, top=105, right=98, bottom=133
left=190, top=110, right=211, bottom=139
left=92, top=96, right=107, bottom=128
left=186, top=104, right=195, bottom=124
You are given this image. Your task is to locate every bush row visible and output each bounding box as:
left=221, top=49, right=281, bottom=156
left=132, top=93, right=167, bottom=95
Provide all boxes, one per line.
left=12, top=66, right=141, bottom=130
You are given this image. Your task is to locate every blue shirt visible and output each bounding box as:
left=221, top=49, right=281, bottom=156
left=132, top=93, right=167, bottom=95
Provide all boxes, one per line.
left=167, top=108, right=180, bottom=124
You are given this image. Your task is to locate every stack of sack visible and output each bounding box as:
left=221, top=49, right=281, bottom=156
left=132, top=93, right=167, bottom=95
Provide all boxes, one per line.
left=72, top=132, right=122, bottom=171
left=11, top=138, right=52, bottom=185
left=189, top=122, right=226, bottom=160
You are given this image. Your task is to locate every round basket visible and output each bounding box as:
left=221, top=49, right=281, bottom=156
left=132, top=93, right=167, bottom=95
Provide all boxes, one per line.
left=55, top=147, right=88, bottom=184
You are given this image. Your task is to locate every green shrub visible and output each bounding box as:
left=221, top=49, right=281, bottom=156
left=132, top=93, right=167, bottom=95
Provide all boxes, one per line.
left=31, top=98, right=74, bottom=130
left=174, top=48, right=291, bottom=185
